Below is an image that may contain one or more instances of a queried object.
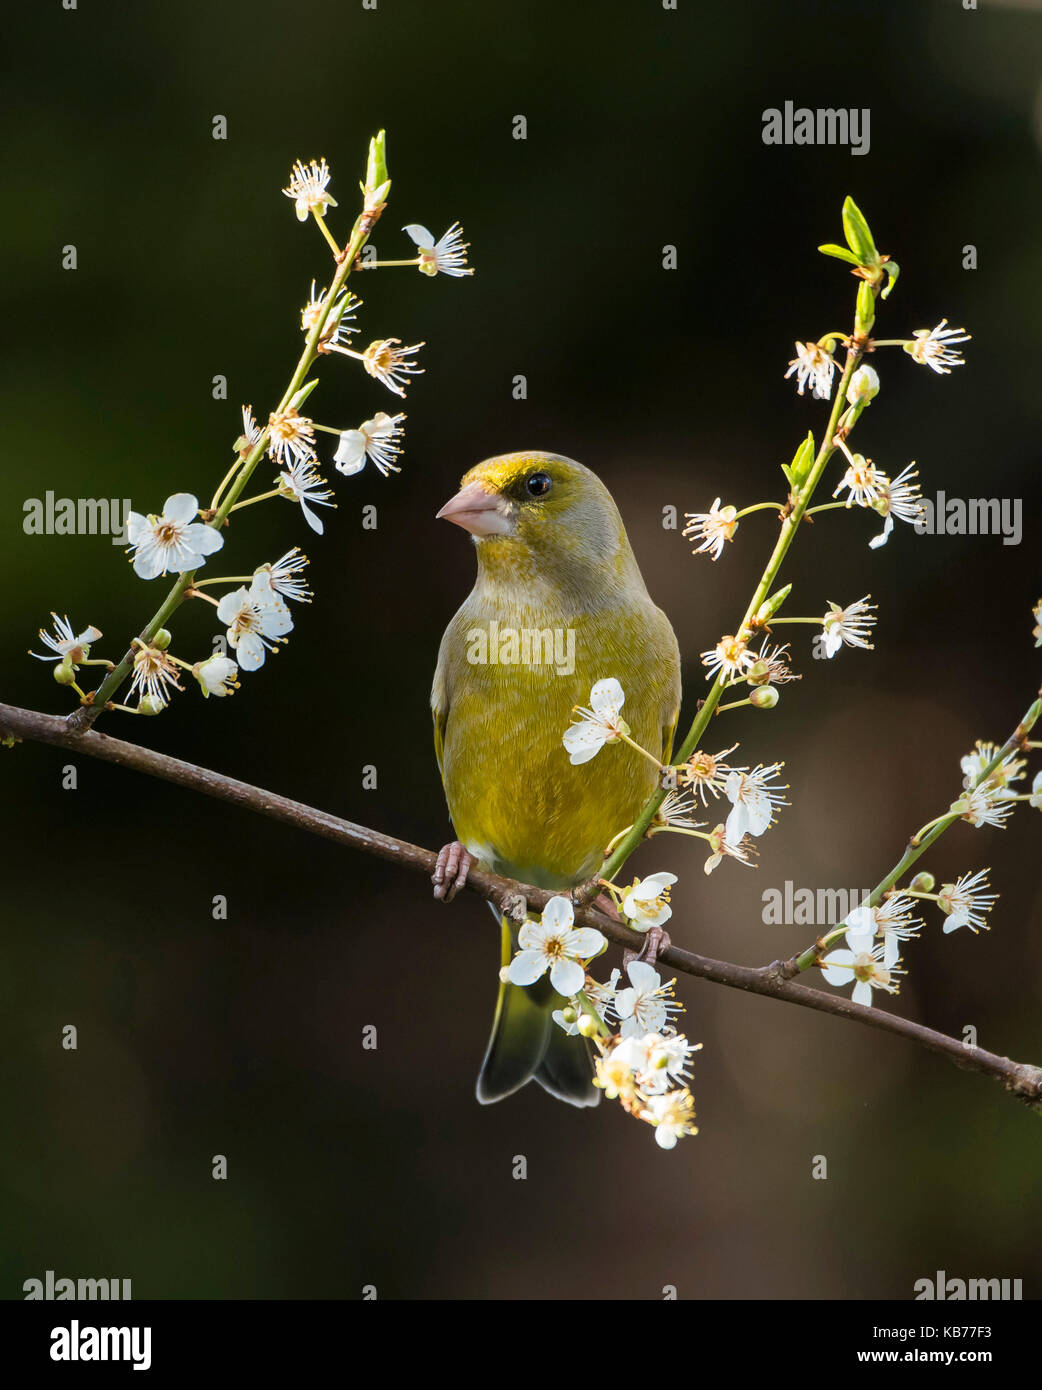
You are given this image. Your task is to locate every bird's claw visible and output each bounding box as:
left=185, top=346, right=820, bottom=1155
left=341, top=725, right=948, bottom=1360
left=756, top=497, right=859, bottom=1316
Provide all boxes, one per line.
left=622, top=925, right=672, bottom=971
left=432, top=841, right=473, bottom=903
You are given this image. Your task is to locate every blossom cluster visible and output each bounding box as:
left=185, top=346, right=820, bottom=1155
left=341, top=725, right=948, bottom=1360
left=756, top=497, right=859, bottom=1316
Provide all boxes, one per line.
left=505, top=895, right=701, bottom=1149
left=31, top=152, right=472, bottom=717
left=819, top=730, right=1041, bottom=1007
left=562, top=678, right=789, bottom=876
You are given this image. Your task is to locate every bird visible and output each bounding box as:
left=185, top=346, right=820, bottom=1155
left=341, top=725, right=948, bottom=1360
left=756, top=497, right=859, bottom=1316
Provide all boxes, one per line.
left=431, top=451, right=682, bottom=1107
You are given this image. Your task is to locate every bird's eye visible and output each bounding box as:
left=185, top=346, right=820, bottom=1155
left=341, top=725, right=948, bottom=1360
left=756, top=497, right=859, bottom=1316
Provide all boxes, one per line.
left=525, top=471, right=553, bottom=497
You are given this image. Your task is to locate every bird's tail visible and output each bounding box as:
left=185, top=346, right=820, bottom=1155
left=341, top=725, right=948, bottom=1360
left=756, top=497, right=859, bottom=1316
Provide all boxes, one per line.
left=476, top=911, right=600, bottom=1108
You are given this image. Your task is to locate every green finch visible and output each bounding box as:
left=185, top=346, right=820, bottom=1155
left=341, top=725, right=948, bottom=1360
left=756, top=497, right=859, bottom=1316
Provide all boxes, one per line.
left=432, top=452, right=681, bottom=1106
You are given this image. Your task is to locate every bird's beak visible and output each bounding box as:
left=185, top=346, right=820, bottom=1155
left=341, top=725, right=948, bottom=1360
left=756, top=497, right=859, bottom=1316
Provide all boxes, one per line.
left=436, top=481, right=513, bottom=536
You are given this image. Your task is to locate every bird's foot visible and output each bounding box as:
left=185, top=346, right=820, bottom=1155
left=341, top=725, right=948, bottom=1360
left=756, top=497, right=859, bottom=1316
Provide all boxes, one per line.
left=432, top=841, right=473, bottom=902
left=622, top=925, right=672, bottom=971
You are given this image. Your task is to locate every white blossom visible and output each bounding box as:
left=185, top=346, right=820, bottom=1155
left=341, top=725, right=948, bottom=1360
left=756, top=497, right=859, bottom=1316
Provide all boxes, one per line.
left=401, top=222, right=473, bottom=277
left=785, top=340, right=835, bottom=399
left=938, top=870, right=997, bottom=934
left=334, top=412, right=406, bottom=477
left=359, top=338, right=425, bottom=398
left=821, top=938, right=902, bottom=1007
left=953, top=783, right=1014, bottom=831
left=257, top=548, right=312, bottom=604
left=621, top=872, right=677, bottom=931
left=216, top=573, right=293, bottom=672
left=614, top=962, right=681, bottom=1038
left=960, top=740, right=1025, bottom=796
left=283, top=158, right=337, bottom=222
left=906, top=320, right=970, bottom=374
left=267, top=407, right=317, bottom=467
left=724, top=763, right=788, bottom=841
left=701, top=634, right=755, bottom=682
left=278, top=457, right=335, bottom=535
left=703, top=822, right=756, bottom=874
left=194, top=654, right=240, bottom=699
left=639, top=1087, right=698, bottom=1148
left=821, top=595, right=876, bottom=658
left=682, top=499, right=738, bottom=560
left=563, top=678, right=629, bottom=764
left=868, top=462, right=924, bottom=549
left=128, top=642, right=182, bottom=709
left=30, top=614, right=102, bottom=664
left=507, top=896, right=606, bottom=997
left=678, top=743, right=743, bottom=805
left=126, top=494, right=224, bottom=580
left=844, top=894, right=921, bottom=965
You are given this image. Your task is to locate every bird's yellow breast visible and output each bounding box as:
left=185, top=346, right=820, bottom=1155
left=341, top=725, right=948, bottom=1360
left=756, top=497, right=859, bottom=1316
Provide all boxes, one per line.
left=435, top=600, right=678, bottom=890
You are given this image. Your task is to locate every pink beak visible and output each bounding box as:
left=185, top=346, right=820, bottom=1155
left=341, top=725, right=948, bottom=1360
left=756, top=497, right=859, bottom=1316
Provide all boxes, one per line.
left=436, top=481, right=513, bottom=536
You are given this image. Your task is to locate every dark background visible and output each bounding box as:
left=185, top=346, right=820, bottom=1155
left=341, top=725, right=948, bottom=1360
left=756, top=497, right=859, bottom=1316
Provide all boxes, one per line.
left=2, top=0, right=1040, bottom=1299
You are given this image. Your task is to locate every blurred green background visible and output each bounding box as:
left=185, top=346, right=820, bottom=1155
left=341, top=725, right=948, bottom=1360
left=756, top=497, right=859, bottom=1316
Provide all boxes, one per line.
left=2, top=0, right=1040, bottom=1299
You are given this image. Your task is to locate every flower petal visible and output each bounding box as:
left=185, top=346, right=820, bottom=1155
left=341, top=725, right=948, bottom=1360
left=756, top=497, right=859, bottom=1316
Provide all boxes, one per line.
left=163, top=493, right=200, bottom=524
left=589, top=677, right=624, bottom=718
left=540, top=896, right=575, bottom=933
left=625, top=961, right=661, bottom=992
left=508, top=950, right=547, bottom=986
left=562, top=722, right=607, bottom=764
left=549, top=957, right=584, bottom=997
left=851, top=980, right=874, bottom=1007
left=564, top=926, right=605, bottom=959
left=401, top=223, right=435, bottom=249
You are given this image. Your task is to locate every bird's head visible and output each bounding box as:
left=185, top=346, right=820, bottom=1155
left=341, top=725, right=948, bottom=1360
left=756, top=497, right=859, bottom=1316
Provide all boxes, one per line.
left=437, top=452, right=641, bottom=595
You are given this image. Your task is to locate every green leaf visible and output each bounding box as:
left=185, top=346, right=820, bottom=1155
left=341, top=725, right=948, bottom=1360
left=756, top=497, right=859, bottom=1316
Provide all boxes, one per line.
left=289, top=378, right=320, bottom=410
left=841, top=196, right=879, bottom=264
left=757, top=583, right=792, bottom=622
left=818, top=242, right=861, bottom=266
left=881, top=259, right=901, bottom=300
left=785, top=431, right=816, bottom=489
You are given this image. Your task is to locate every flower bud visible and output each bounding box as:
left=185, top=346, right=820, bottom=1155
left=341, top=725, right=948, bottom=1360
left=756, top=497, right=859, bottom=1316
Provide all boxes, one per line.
left=745, top=659, right=770, bottom=685
left=756, top=582, right=792, bottom=625
left=909, top=871, right=935, bottom=893
left=846, top=365, right=879, bottom=405
left=782, top=433, right=815, bottom=491
left=577, top=1013, right=599, bottom=1038
left=855, top=280, right=876, bottom=335
left=749, top=686, right=779, bottom=709
left=498, top=966, right=511, bottom=984
left=560, top=1006, right=578, bottom=1026
left=365, top=130, right=389, bottom=199
left=152, top=627, right=172, bottom=650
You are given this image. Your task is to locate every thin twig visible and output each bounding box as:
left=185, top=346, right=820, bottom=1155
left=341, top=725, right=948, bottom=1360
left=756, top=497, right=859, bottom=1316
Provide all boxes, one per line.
left=2, top=699, right=1040, bottom=1110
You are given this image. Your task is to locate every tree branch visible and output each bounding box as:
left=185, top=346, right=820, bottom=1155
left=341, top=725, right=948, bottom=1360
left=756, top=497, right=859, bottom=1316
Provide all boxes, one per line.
left=3, top=699, right=1040, bottom=1110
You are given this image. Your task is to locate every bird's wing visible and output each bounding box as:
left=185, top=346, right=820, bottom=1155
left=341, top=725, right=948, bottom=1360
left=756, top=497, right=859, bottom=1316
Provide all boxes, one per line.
left=661, top=704, right=680, bottom=766
left=651, top=602, right=683, bottom=765
left=431, top=630, right=451, bottom=785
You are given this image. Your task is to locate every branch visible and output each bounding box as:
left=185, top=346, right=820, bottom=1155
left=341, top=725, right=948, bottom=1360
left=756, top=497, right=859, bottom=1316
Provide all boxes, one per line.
left=3, top=699, right=1040, bottom=1111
